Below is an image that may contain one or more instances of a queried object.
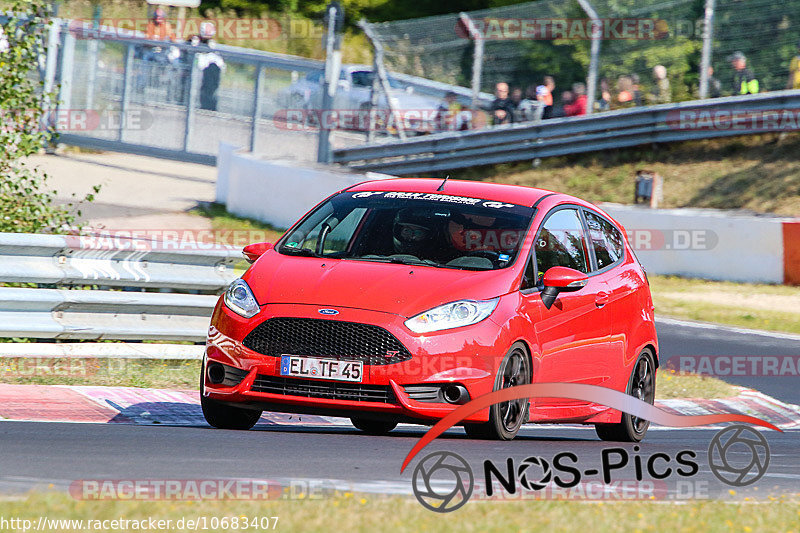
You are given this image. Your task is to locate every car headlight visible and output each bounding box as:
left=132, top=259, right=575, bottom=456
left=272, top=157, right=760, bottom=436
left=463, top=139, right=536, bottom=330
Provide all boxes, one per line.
left=224, top=279, right=260, bottom=318
left=404, top=298, right=498, bottom=334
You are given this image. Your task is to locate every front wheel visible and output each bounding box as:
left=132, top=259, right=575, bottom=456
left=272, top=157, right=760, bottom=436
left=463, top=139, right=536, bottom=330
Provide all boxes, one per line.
left=200, top=370, right=262, bottom=430
left=464, top=343, right=531, bottom=440
left=350, top=417, right=397, bottom=435
left=595, top=349, right=656, bottom=442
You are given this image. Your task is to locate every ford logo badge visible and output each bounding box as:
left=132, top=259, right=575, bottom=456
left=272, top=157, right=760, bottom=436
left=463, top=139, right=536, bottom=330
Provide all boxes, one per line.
left=318, top=308, right=339, bottom=315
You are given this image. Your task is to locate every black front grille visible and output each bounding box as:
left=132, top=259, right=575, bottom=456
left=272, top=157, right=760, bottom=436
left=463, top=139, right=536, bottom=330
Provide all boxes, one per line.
left=251, top=375, right=397, bottom=404
left=242, top=317, right=412, bottom=366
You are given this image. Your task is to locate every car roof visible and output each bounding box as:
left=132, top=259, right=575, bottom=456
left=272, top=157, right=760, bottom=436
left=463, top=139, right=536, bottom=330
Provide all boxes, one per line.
left=348, top=178, right=564, bottom=207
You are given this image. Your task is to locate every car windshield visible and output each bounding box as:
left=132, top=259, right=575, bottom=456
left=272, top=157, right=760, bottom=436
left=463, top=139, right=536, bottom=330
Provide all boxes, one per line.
left=277, top=191, right=535, bottom=271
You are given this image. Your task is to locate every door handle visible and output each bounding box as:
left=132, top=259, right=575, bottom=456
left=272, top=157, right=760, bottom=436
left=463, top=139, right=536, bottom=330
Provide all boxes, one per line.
left=595, top=292, right=609, bottom=307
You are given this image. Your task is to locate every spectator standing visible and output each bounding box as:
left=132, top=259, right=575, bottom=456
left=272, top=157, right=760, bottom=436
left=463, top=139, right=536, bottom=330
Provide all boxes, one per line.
left=650, top=65, right=671, bottom=104
left=564, top=83, right=587, bottom=116
left=146, top=8, right=176, bottom=42
left=787, top=42, right=800, bottom=90
left=490, top=82, right=515, bottom=125
left=535, top=76, right=555, bottom=119
left=596, top=78, right=611, bottom=112
left=555, top=91, right=572, bottom=117
left=631, top=74, right=643, bottom=106
left=729, top=51, right=759, bottom=95
left=194, top=22, right=225, bottom=112
left=616, top=75, right=634, bottom=107
left=515, top=85, right=540, bottom=121
left=510, top=87, right=524, bottom=121
left=707, top=66, right=722, bottom=98
left=436, top=91, right=464, bottom=131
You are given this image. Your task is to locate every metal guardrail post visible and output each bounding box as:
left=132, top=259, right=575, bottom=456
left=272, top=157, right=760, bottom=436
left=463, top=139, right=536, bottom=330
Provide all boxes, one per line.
left=249, top=65, right=264, bottom=152
left=459, top=12, right=484, bottom=111
left=57, top=28, right=76, bottom=117
left=86, top=39, right=98, bottom=111
left=699, top=0, right=716, bottom=99
left=184, top=53, right=200, bottom=152
left=360, top=20, right=407, bottom=141
left=577, top=0, right=601, bottom=115
left=119, top=43, right=134, bottom=142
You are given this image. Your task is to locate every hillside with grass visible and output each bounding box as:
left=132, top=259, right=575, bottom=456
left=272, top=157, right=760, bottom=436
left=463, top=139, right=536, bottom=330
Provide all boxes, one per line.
left=452, top=133, right=800, bottom=217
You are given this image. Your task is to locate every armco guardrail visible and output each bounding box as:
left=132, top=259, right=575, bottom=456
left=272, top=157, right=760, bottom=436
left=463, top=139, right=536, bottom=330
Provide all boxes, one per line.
left=0, top=233, right=242, bottom=341
left=332, top=91, right=800, bottom=174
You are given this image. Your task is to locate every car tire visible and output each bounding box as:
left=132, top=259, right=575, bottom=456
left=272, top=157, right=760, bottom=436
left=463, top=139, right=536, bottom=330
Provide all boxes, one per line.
left=350, top=417, right=397, bottom=435
left=595, top=348, right=656, bottom=442
left=200, top=370, right=262, bottom=430
left=463, top=343, right=531, bottom=441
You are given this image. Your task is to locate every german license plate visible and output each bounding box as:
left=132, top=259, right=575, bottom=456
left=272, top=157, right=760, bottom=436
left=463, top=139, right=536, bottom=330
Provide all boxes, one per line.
left=279, top=355, right=363, bottom=382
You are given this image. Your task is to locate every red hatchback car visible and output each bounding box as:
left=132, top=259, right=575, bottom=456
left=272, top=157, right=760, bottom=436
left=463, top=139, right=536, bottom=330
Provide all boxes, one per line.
left=202, top=178, right=658, bottom=441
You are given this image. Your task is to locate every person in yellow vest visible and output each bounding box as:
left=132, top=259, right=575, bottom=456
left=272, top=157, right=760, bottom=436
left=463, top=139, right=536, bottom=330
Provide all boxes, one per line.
left=787, top=42, right=800, bottom=90
left=728, top=51, right=759, bottom=95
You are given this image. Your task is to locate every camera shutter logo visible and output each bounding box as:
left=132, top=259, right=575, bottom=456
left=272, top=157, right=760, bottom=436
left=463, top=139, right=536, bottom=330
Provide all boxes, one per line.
left=517, top=456, right=552, bottom=491
left=708, top=425, right=770, bottom=487
left=411, top=451, right=473, bottom=513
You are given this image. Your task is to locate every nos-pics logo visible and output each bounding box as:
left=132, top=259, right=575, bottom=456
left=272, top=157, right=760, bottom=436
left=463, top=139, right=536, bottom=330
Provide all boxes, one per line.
left=411, top=425, right=770, bottom=513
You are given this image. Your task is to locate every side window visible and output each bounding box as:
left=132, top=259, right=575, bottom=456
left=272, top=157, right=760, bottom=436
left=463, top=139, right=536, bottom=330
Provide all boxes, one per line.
left=534, top=208, right=590, bottom=279
left=521, top=254, right=537, bottom=290
left=323, top=208, right=367, bottom=253
left=584, top=211, right=624, bottom=270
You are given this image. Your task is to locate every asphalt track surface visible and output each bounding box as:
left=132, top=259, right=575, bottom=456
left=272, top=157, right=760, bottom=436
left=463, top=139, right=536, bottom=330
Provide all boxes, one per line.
left=1, top=320, right=799, bottom=499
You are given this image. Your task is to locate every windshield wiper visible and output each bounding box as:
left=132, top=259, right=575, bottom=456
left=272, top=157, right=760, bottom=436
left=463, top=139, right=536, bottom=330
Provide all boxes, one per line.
left=279, top=246, right=321, bottom=257
left=349, top=255, right=453, bottom=268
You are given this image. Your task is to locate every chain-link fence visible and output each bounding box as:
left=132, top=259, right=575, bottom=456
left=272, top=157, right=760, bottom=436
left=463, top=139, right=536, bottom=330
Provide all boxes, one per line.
left=364, top=0, right=800, bottom=117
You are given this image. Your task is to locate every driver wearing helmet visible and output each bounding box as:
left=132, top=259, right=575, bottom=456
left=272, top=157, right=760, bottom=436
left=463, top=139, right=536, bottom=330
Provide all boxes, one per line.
left=392, top=208, right=441, bottom=259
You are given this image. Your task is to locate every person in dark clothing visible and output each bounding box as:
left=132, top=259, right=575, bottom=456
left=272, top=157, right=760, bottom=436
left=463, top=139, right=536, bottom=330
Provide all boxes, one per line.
left=707, top=66, right=722, bottom=98
left=192, top=22, right=225, bottom=112
left=490, top=82, right=515, bottom=125
left=728, top=51, right=759, bottom=95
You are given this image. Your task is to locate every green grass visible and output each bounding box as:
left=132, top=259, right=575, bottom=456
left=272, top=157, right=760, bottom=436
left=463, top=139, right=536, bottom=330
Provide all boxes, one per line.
left=456, top=134, right=800, bottom=216
left=0, top=492, right=798, bottom=532
left=0, top=358, right=198, bottom=389
left=656, top=370, right=738, bottom=400
left=190, top=202, right=285, bottom=242
left=650, top=275, right=800, bottom=335
left=0, top=357, right=738, bottom=400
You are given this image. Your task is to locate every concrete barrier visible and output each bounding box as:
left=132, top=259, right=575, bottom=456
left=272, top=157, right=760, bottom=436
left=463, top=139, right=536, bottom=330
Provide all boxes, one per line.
left=217, top=147, right=394, bottom=229
left=602, top=204, right=799, bottom=285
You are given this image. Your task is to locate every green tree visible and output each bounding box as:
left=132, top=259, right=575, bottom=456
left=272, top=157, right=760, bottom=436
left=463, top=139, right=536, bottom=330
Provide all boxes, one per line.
left=0, top=0, right=97, bottom=233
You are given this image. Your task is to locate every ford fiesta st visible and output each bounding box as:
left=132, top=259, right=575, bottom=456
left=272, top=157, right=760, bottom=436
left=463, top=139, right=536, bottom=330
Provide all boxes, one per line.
left=202, top=178, right=658, bottom=441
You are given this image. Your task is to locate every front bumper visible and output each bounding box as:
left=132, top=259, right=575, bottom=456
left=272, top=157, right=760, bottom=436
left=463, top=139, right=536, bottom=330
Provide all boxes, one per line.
left=203, top=301, right=509, bottom=423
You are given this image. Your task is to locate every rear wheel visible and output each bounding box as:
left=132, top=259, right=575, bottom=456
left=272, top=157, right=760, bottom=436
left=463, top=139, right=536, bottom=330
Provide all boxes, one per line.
left=200, top=368, right=262, bottom=430
left=350, top=417, right=397, bottom=435
left=464, top=343, right=530, bottom=440
left=595, top=349, right=656, bottom=442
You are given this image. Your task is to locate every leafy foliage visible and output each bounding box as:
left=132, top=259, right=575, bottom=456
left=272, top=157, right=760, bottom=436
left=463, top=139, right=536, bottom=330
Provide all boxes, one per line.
left=0, top=0, right=97, bottom=233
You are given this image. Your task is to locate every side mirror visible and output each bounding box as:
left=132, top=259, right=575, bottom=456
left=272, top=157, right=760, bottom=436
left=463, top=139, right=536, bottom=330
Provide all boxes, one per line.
left=541, top=266, right=588, bottom=309
left=242, top=242, right=273, bottom=264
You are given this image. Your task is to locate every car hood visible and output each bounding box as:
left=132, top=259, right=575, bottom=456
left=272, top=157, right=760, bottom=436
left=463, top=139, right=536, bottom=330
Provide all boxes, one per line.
left=244, top=251, right=516, bottom=318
